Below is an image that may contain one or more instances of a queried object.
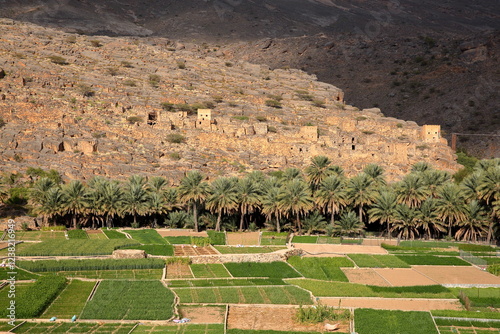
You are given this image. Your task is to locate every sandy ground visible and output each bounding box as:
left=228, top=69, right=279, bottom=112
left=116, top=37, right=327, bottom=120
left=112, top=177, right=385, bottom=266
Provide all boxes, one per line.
left=413, top=266, right=500, bottom=285
left=178, top=306, right=226, bottom=324
left=173, top=245, right=219, bottom=256
left=319, top=297, right=462, bottom=311
left=295, top=243, right=388, bottom=255
left=226, top=232, right=260, bottom=246
left=166, top=263, right=193, bottom=279
left=343, top=268, right=392, bottom=286
left=362, top=239, right=398, bottom=246
left=227, top=305, right=350, bottom=332
left=156, top=229, right=208, bottom=237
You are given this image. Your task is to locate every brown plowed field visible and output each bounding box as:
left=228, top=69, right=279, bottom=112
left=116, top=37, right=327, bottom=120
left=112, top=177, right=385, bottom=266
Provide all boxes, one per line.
left=227, top=305, right=350, bottom=332
left=165, top=263, right=192, bottom=279
left=173, top=245, right=218, bottom=256
left=319, top=297, right=462, bottom=311
left=295, top=244, right=388, bottom=255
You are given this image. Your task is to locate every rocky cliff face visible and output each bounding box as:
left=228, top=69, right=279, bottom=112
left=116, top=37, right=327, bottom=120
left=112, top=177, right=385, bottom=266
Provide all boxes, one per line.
left=0, top=19, right=459, bottom=182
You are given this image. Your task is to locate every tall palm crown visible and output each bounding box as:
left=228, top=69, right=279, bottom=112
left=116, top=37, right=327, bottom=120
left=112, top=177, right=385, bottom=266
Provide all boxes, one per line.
left=346, top=173, right=377, bottom=223
left=177, top=171, right=210, bottom=232
left=436, top=183, right=467, bottom=238
left=395, top=174, right=430, bottom=208
left=305, top=155, right=336, bottom=191
left=206, top=177, right=238, bottom=231
left=62, top=180, right=89, bottom=229
left=368, top=190, right=397, bottom=238
left=278, top=179, right=314, bottom=233
left=123, top=176, right=150, bottom=226
left=236, top=177, right=261, bottom=231
left=315, top=175, right=347, bottom=225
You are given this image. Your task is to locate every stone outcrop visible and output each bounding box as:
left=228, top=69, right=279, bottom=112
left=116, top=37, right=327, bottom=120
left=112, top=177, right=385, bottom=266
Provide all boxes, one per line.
left=0, top=19, right=461, bottom=182
left=112, top=249, right=146, bottom=259
left=190, top=248, right=303, bottom=264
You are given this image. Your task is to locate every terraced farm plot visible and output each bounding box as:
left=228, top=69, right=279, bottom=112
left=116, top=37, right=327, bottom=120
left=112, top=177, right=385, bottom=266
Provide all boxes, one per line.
left=174, top=245, right=218, bottom=256
left=317, top=236, right=341, bottom=244
left=0, top=282, right=32, bottom=315
left=292, top=236, right=318, bottom=243
left=225, top=262, right=301, bottom=278
left=397, top=255, right=471, bottom=266
left=166, top=263, right=193, bottom=279
left=164, top=236, right=191, bottom=244
left=8, top=322, right=135, bottom=333
left=67, top=229, right=88, bottom=239
left=287, top=256, right=353, bottom=281
left=260, top=232, right=289, bottom=245
left=17, top=258, right=165, bottom=272
left=86, top=230, right=107, bottom=239
left=355, top=309, right=439, bottom=334
left=174, top=286, right=313, bottom=304
left=81, top=280, right=175, bottom=320
left=0, top=267, right=39, bottom=280
left=53, top=269, right=163, bottom=280
left=348, top=254, right=411, bottom=268
left=226, top=232, right=260, bottom=246
left=102, top=229, right=128, bottom=239
left=119, top=244, right=174, bottom=256
left=132, top=324, right=225, bottom=334
left=168, top=278, right=286, bottom=288
left=124, top=229, right=168, bottom=244
left=14, top=230, right=66, bottom=241
left=434, top=318, right=500, bottom=333
left=214, top=246, right=286, bottom=254
left=17, top=239, right=139, bottom=256
left=191, top=264, right=231, bottom=278
left=41, top=279, right=95, bottom=318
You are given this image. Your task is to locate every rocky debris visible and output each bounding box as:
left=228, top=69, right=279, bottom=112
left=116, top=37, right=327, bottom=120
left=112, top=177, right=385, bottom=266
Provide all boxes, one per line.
left=112, top=249, right=147, bottom=259
left=0, top=19, right=461, bottom=182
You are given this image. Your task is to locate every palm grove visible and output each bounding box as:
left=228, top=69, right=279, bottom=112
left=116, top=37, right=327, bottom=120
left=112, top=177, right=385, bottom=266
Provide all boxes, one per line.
left=3, top=156, right=500, bottom=243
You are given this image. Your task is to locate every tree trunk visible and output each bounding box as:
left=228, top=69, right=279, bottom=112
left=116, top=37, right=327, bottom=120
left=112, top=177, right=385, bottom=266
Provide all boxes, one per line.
left=487, top=221, right=493, bottom=244
left=193, top=202, right=199, bottom=232
left=153, top=216, right=158, bottom=228
left=387, top=220, right=391, bottom=239
left=448, top=220, right=452, bottom=238
left=73, top=214, right=77, bottom=230
left=276, top=215, right=281, bottom=233
left=296, top=213, right=302, bottom=234
left=239, top=212, right=245, bottom=232
left=215, top=209, right=222, bottom=232
left=359, top=205, right=363, bottom=224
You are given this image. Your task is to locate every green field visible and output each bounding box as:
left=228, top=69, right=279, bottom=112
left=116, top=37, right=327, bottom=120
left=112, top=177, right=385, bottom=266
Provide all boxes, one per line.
left=207, top=230, right=226, bottom=245
left=167, top=278, right=286, bottom=288
left=50, top=269, right=163, bottom=280
left=260, top=232, right=289, bottom=245
left=292, top=235, right=318, bottom=243
left=225, top=262, right=301, bottom=278
left=0, top=267, right=39, bottom=280
left=8, top=322, right=135, bottom=333
left=67, top=229, right=88, bottom=239
left=214, top=246, right=286, bottom=254
left=348, top=254, right=411, bottom=268
left=41, top=279, right=95, bottom=318
left=124, top=229, right=167, bottom=244
left=227, top=330, right=325, bottom=334
left=81, top=280, right=175, bottom=320
left=164, top=236, right=192, bottom=244
left=190, top=264, right=231, bottom=278
left=355, top=309, right=439, bottom=334
left=288, top=279, right=454, bottom=298
left=396, top=255, right=471, bottom=266
left=174, top=286, right=313, bottom=304
left=18, top=239, right=139, bottom=256
left=87, top=231, right=108, bottom=239
left=132, top=324, right=225, bottom=334
left=18, top=258, right=165, bottom=272
left=317, top=236, right=341, bottom=244
left=102, top=229, right=128, bottom=239
left=287, top=256, right=353, bottom=281
left=13, top=230, right=67, bottom=241
left=431, top=310, right=500, bottom=320
left=0, top=283, right=32, bottom=318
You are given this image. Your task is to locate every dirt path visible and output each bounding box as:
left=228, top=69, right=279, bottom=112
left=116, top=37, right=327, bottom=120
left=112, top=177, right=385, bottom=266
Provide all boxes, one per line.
left=319, top=297, right=463, bottom=311
left=156, top=229, right=208, bottom=237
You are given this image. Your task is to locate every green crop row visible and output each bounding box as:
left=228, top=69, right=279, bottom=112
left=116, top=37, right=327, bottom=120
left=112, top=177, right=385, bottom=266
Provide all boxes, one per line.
left=396, top=255, right=470, bottom=266
left=41, top=280, right=95, bottom=318
left=167, top=278, right=286, bottom=288
left=214, top=246, right=286, bottom=254
left=2, top=275, right=67, bottom=318
left=124, top=229, right=167, bottom=244
left=431, top=310, right=500, bottom=320
left=80, top=280, right=175, bottom=320
left=17, top=258, right=165, bottom=272
left=434, top=318, right=500, bottom=328
left=207, top=231, right=226, bottom=245
left=287, top=256, right=353, bottom=281
left=67, top=229, right=88, bottom=239
left=224, top=262, right=301, bottom=278
left=190, top=264, right=231, bottom=278
left=348, top=254, right=410, bottom=268
left=133, top=324, right=224, bottom=334
left=18, top=239, right=139, bottom=256
left=8, top=322, right=135, bottom=334
left=118, top=244, right=174, bottom=256
left=102, top=229, right=127, bottom=239
left=355, top=309, right=438, bottom=334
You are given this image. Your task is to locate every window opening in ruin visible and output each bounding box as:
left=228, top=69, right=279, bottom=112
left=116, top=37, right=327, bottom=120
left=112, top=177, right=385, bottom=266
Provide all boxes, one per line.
left=58, top=143, right=65, bottom=152
left=352, top=145, right=356, bottom=150
left=352, top=137, right=355, bottom=143
left=148, top=112, right=158, bottom=125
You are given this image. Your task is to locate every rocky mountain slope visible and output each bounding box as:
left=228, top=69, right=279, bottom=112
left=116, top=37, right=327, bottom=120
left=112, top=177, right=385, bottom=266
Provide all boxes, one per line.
left=0, top=0, right=498, bottom=157
left=0, top=19, right=458, bottom=182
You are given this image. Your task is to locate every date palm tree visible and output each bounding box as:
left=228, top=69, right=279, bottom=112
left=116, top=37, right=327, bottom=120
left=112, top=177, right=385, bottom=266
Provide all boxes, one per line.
left=206, top=177, right=238, bottom=231
left=461, top=172, right=483, bottom=202
left=177, top=171, right=210, bottom=232
left=123, top=176, right=150, bottom=227
left=305, top=155, right=335, bottom=191
left=368, top=190, right=397, bottom=238
left=391, top=204, right=421, bottom=240
left=477, top=165, right=500, bottom=243
left=395, top=174, right=430, bottom=208
left=436, top=183, right=467, bottom=238
left=346, top=173, right=377, bottom=224
left=333, top=210, right=364, bottom=239
left=61, top=180, right=89, bottom=229
left=30, top=177, right=57, bottom=226
left=278, top=179, right=314, bottom=233
left=421, top=169, right=451, bottom=198
left=315, top=175, right=347, bottom=225
left=418, top=198, right=445, bottom=239
left=455, top=200, right=488, bottom=242
left=302, top=211, right=327, bottom=235
left=37, top=187, right=65, bottom=226
left=236, top=177, right=261, bottom=231
left=99, top=180, right=124, bottom=228
left=411, top=161, right=432, bottom=173
left=282, top=168, right=303, bottom=182
left=363, top=164, right=386, bottom=187
left=261, top=178, right=284, bottom=232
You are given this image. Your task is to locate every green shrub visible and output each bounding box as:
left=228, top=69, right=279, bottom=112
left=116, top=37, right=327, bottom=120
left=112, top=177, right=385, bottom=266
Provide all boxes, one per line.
left=169, top=152, right=181, bottom=160
left=232, top=115, right=249, bottom=121
left=149, top=74, right=161, bottom=87
left=296, top=304, right=350, bottom=323
left=166, top=133, right=186, bottom=144
left=296, top=90, right=314, bottom=101
left=123, top=79, right=136, bottom=87
left=48, top=56, right=68, bottom=65
left=265, top=99, right=282, bottom=108
left=161, top=102, right=175, bottom=111
left=312, top=99, right=325, bottom=108
left=255, top=116, right=268, bottom=122
left=126, top=116, right=143, bottom=124
left=177, top=60, right=186, bottom=69
left=0, top=118, right=6, bottom=128
left=90, top=40, right=102, bottom=47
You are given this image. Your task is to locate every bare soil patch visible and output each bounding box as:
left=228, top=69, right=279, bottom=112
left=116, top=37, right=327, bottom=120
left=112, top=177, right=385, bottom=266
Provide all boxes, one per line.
left=156, top=229, right=208, bottom=237
left=295, top=244, right=388, bottom=255
left=226, top=232, right=260, bottom=246
left=166, top=263, right=192, bottom=279
left=362, top=239, right=397, bottom=246
left=373, top=268, right=438, bottom=286
left=227, top=305, right=350, bottom=332
left=179, top=306, right=225, bottom=324
left=173, top=245, right=218, bottom=256
left=413, top=266, right=500, bottom=285
left=343, top=268, right=392, bottom=286
left=319, top=297, right=462, bottom=311
left=86, top=229, right=102, bottom=234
